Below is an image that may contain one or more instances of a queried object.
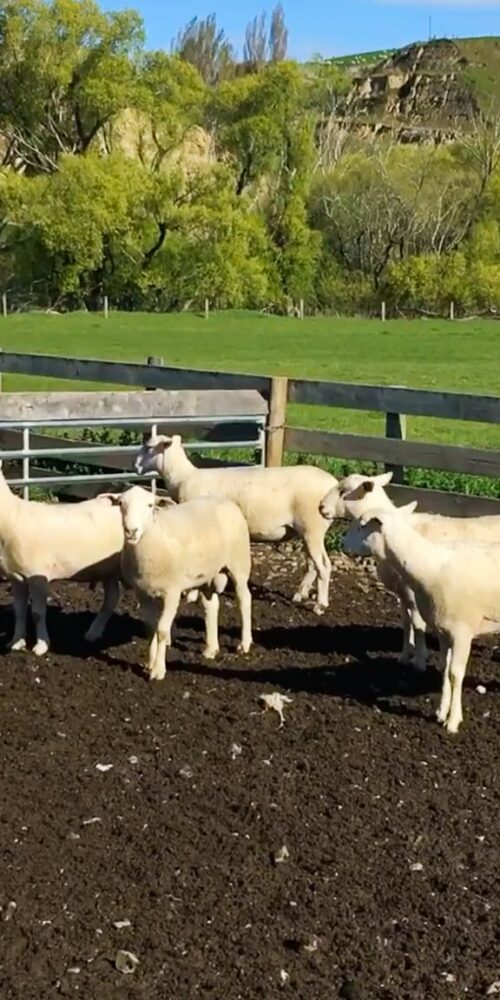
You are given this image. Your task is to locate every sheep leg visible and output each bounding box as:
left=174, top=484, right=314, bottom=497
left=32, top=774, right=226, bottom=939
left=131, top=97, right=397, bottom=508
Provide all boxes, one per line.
left=148, top=590, right=180, bottom=681
left=232, top=575, right=252, bottom=653
left=299, top=530, right=331, bottom=615
left=30, top=577, right=50, bottom=656
left=437, top=638, right=452, bottom=724
left=445, top=630, right=472, bottom=734
left=411, top=608, right=427, bottom=673
left=84, top=578, right=120, bottom=643
left=399, top=602, right=415, bottom=665
left=10, top=580, right=29, bottom=652
left=201, top=592, right=220, bottom=660
left=292, top=557, right=317, bottom=604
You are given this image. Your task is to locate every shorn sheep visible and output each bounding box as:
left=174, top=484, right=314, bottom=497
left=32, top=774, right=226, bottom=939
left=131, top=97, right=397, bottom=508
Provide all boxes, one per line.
left=103, top=486, right=253, bottom=680
left=134, top=433, right=337, bottom=615
left=0, top=463, right=123, bottom=655
left=344, top=503, right=500, bottom=733
left=321, top=470, right=500, bottom=671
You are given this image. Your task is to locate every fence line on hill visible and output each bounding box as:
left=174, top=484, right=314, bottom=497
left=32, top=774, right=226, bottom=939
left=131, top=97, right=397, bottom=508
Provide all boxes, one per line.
left=1, top=349, right=500, bottom=515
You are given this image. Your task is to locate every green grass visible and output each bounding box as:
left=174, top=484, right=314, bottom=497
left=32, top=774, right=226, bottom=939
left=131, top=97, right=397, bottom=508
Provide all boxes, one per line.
left=328, top=49, right=395, bottom=70
left=457, top=37, right=500, bottom=113
left=4, top=310, right=500, bottom=447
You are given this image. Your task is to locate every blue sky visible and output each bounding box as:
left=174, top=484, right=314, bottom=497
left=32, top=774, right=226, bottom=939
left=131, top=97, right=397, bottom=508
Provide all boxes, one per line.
left=101, top=0, right=500, bottom=61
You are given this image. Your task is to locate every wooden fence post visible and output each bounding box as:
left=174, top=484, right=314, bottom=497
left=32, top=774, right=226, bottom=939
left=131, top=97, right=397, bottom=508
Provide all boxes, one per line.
left=2, top=293, right=7, bottom=318
left=204, top=298, right=210, bottom=321
left=266, top=376, right=288, bottom=467
left=381, top=301, right=386, bottom=322
left=385, top=411, right=407, bottom=484
left=103, top=295, right=109, bottom=319
left=449, top=300, right=454, bottom=321
left=146, top=356, right=163, bottom=391
left=299, top=298, right=304, bottom=320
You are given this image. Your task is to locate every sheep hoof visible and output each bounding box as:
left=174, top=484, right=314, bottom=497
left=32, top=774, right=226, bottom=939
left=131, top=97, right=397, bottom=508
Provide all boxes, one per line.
left=413, top=662, right=427, bottom=674
left=203, top=646, right=219, bottom=660
left=10, top=638, right=27, bottom=652
left=33, top=640, right=49, bottom=657
left=445, top=719, right=461, bottom=735
left=313, top=604, right=326, bottom=617
left=398, top=651, right=414, bottom=666
left=237, top=640, right=252, bottom=654
left=292, top=591, right=305, bottom=604
left=148, top=668, right=166, bottom=681
left=84, top=627, right=102, bottom=644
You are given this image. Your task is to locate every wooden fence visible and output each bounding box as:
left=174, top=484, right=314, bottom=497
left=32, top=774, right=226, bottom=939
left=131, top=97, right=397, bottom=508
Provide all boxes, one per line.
left=1, top=350, right=500, bottom=516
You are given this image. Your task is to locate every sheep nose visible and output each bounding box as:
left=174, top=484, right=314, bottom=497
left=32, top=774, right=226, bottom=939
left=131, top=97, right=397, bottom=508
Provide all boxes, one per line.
left=125, top=528, right=139, bottom=542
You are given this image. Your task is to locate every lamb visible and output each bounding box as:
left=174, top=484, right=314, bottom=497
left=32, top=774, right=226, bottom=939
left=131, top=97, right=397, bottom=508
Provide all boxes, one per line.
left=344, top=503, right=500, bottom=733
left=0, top=463, right=123, bottom=655
left=103, top=486, right=253, bottom=680
left=321, top=470, right=500, bottom=671
left=134, top=433, right=337, bottom=615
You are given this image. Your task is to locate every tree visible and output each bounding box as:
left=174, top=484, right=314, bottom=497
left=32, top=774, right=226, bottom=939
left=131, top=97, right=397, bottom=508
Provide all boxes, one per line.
left=243, top=5, right=289, bottom=70
left=134, top=53, right=207, bottom=173
left=0, top=0, right=143, bottom=174
left=173, top=15, right=234, bottom=86
left=269, top=4, right=288, bottom=62
left=243, top=12, right=268, bottom=70
left=213, top=62, right=314, bottom=196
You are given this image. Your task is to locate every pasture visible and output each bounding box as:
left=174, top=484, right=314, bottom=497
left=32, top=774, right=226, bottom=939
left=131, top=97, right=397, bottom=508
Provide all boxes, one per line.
left=4, top=310, right=500, bottom=450
left=1, top=544, right=499, bottom=999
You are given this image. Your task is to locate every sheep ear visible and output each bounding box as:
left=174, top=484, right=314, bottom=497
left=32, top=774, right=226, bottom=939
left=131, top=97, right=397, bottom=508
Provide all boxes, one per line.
left=375, top=471, right=393, bottom=487
left=171, top=434, right=182, bottom=445
left=156, top=436, right=173, bottom=452
left=155, top=496, right=176, bottom=508
left=362, top=481, right=375, bottom=494
left=398, top=500, right=417, bottom=516
left=96, top=492, right=122, bottom=506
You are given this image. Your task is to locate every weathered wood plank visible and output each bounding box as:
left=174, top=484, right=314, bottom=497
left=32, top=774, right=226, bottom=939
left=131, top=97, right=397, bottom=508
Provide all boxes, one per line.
left=266, top=377, right=288, bottom=467
left=385, top=411, right=406, bottom=484
left=0, top=388, right=267, bottom=422
left=0, top=353, right=270, bottom=395
left=284, top=426, right=500, bottom=478
left=288, top=378, right=500, bottom=424
left=387, top=484, right=500, bottom=517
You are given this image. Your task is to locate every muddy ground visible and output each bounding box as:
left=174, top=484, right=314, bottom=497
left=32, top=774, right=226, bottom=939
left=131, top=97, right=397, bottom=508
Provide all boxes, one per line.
left=0, top=544, right=499, bottom=1000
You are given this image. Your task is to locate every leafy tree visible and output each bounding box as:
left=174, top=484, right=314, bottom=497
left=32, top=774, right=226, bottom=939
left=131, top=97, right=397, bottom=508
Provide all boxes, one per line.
left=243, top=5, right=289, bottom=69
left=243, top=12, right=268, bottom=70
left=173, top=15, right=234, bottom=86
left=0, top=0, right=143, bottom=173
left=269, top=4, right=288, bottom=62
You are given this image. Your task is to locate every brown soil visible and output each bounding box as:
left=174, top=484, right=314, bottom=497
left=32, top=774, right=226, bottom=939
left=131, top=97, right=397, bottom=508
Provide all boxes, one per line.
left=0, top=545, right=499, bottom=1000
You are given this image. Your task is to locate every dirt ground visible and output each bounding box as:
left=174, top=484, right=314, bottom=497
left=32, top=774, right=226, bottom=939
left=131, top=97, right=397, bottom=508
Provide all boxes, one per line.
left=0, top=543, right=499, bottom=1000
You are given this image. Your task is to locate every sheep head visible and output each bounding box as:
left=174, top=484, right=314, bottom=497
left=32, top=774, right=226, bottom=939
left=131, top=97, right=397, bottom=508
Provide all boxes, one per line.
left=343, top=501, right=417, bottom=559
left=134, top=433, right=183, bottom=476
left=99, top=487, right=175, bottom=545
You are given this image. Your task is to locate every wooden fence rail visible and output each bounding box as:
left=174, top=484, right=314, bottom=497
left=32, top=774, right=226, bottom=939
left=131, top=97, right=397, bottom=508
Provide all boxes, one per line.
left=2, top=350, right=500, bottom=515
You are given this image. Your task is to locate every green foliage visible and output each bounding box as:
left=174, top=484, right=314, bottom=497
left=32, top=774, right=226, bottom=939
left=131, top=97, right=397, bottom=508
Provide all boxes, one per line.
left=2, top=2, right=500, bottom=315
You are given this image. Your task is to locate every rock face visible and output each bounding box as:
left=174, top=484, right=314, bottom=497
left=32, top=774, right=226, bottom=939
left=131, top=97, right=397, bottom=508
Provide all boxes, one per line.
left=343, top=38, right=483, bottom=140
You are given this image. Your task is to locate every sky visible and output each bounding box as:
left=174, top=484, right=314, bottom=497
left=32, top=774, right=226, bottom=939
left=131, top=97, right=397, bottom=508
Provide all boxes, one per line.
left=100, top=0, right=500, bottom=62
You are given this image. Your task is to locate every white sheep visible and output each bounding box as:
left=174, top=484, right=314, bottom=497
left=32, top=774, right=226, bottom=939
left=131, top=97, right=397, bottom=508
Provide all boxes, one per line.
left=345, top=503, right=500, bottom=733
left=104, top=486, right=253, bottom=679
left=134, top=433, right=337, bottom=615
left=321, top=471, right=500, bottom=671
left=0, top=464, right=123, bottom=655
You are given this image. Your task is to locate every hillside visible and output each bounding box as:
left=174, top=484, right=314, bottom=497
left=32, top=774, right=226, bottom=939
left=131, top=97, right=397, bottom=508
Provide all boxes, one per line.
left=340, top=36, right=500, bottom=136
